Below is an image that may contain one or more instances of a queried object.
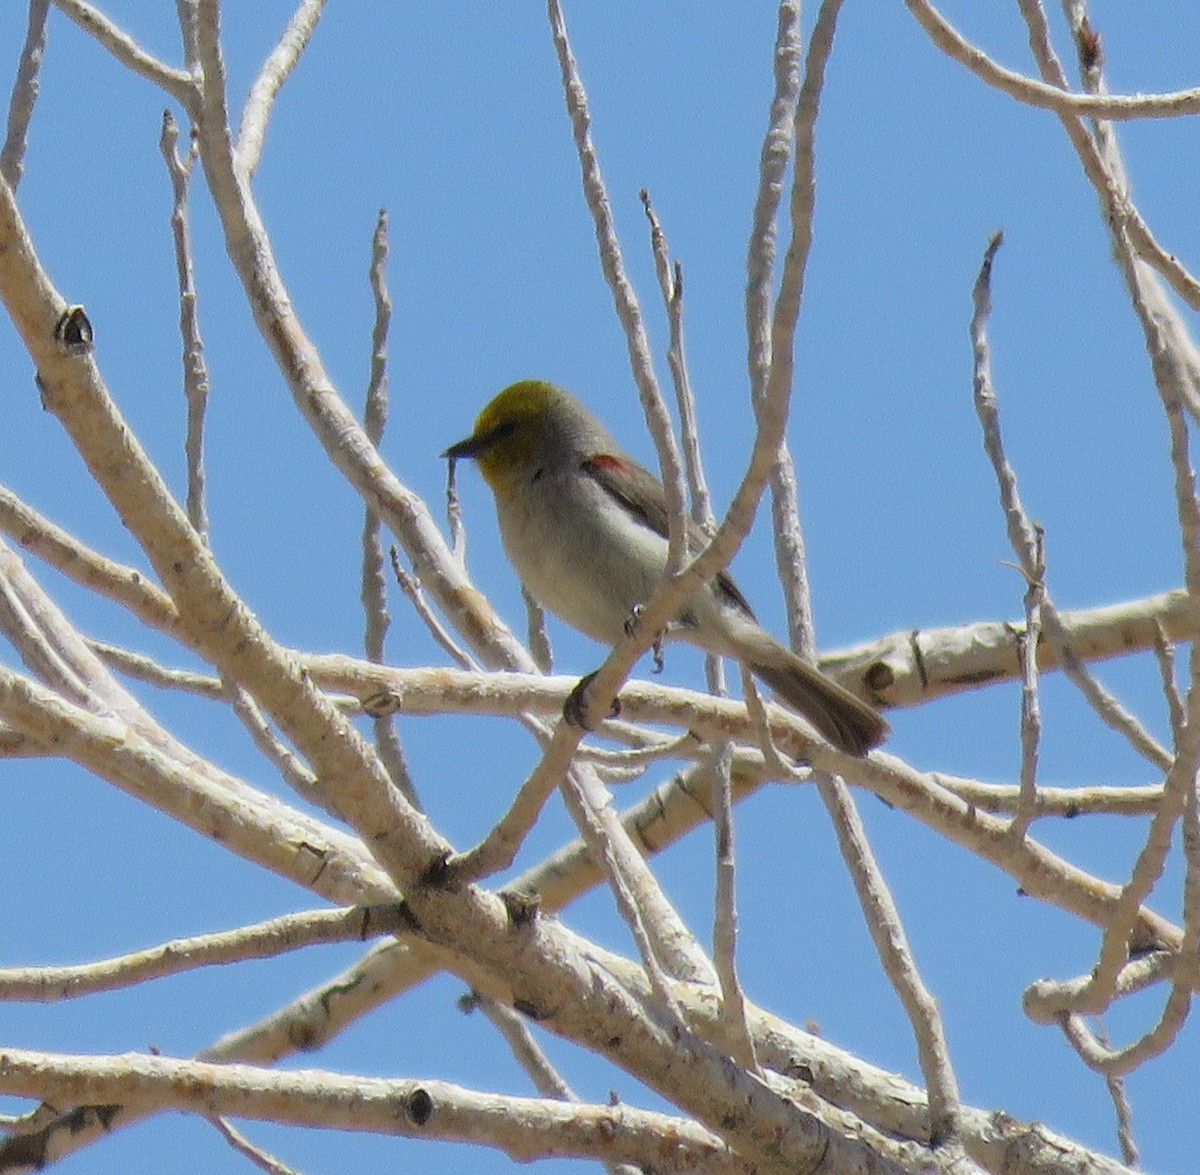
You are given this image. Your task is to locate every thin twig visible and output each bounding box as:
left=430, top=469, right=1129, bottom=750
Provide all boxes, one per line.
left=970, top=233, right=1036, bottom=563
left=93, top=640, right=355, bottom=711
left=50, top=0, right=196, bottom=108
left=0, top=481, right=182, bottom=636
left=1011, top=526, right=1046, bottom=839
left=522, top=585, right=553, bottom=672
left=89, top=639, right=223, bottom=698
left=1104, top=1069, right=1139, bottom=1168
left=160, top=109, right=210, bottom=538
left=462, top=992, right=642, bottom=1175
left=235, top=0, right=327, bottom=174
left=708, top=738, right=759, bottom=1072
left=208, top=1117, right=305, bottom=1175
left=546, top=0, right=689, bottom=578
left=359, top=209, right=420, bottom=811
left=1, top=0, right=50, bottom=190
left=905, top=0, right=1200, bottom=122
left=462, top=991, right=574, bottom=1098
left=389, top=547, right=479, bottom=671
left=225, top=678, right=343, bottom=820
left=1051, top=634, right=1172, bottom=769
left=0, top=905, right=406, bottom=999
left=750, top=0, right=812, bottom=657
left=745, top=0, right=799, bottom=440
left=572, top=729, right=698, bottom=774
left=815, top=771, right=964, bottom=1146
left=971, top=232, right=1170, bottom=770
left=971, top=234, right=1045, bottom=835
left=738, top=665, right=798, bottom=781
left=640, top=191, right=713, bottom=528
left=1009, top=0, right=1200, bottom=314
left=1151, top=621, right=1184, bottom=744
left=639, top=194, right=729, bottom=701
left=444, top=458, right=467, bottom=561
left=638, top=194, right=752, bottom=1024
left=556, top=767, right=693, bottom=1018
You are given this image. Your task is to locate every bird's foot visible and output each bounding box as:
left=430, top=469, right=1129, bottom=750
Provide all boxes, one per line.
left=623, top=604, right=666, bottom=673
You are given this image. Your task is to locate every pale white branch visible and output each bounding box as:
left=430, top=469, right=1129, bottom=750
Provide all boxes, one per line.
left=0, top=905, right=409, bottom=1000
left=50, top=0, right=196, bottom=107
left=1, top=0, right=50, bottom=189
left=236, top=0, right=327, bottom=175
left=0, top=1048, right=748, bottom=1174
left=817, top=771, right=967, bottom=1148
left=906, top=0, right=1200, bottom=122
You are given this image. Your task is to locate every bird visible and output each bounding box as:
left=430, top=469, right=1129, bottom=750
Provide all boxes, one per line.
left=443, top=380, right=888, bottom=756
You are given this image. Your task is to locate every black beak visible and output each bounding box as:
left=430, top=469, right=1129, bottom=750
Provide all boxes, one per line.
left=441, top=419, right=516, bottom=460
left=442, top=435, right=482, bottom=460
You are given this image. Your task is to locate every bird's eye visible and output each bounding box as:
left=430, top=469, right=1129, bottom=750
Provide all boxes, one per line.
left=531, top=467, right=545, bottom=482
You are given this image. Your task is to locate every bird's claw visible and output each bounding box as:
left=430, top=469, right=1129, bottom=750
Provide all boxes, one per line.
left=623, top=604, right=666, bottom=674
left=650, top=633, right=665, bottom=674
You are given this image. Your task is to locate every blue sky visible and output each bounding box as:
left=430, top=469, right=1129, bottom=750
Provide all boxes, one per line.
left=0, top=2, right=1195, bottom=1171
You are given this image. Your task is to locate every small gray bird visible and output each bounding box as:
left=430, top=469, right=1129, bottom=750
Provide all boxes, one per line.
left=445, top=380, right=888, bottom=756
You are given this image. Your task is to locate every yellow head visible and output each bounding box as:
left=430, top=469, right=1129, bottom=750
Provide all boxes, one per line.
left=444, top=380, right=602, bottom=493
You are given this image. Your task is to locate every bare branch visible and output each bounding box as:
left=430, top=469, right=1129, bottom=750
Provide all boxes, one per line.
left=815, top=772, right=964, bottom=1146
left=0, top=481, right=182, bottom=636
left=1104, top=1067, right=1139, bottom=1168
left=749, top=0, right=809, bottom=656
left=387, top=548, right=478, bottom=671
left=236, top=0, right=327, bottom=174
left=1012, top=527, right=1046, bottom=837
left=358, top=209, right=421, bottom=811
left=50, top=0, right=196, bottom=108
left=361, top=209, right=392, bottom=665
left=1151, top=622, right=1185, bottom=742
left=89, top=639, right=223, bottom=698
left=906, top=0, right=1200, bottom=122
left=0, top=1049, right=750, bottom=1174
left=208, top=1118, right=305, bottom=1175
left=546, top=0, right=688, bottom=578
left=307, top=656, right=1190, bottom=960
left=0, top=4, right=1189, bottom=1171
left=969, top=233, right=1046, bottom=835
left=708, top=735, right=759, bottom=1073
left=521, top=584, right=553, bottom=672
left=0, top=905, right=408, bottom=1000
left=839, top=588, right=1192, bottom=712
left=225, top=678, right=344, bottom=820
left=1, top=0, right=50, bottom=189
left=463, top=992, right=643, bottom=1175
left=159, top=109, right=210, bottom=538
left=1014, top=0, right=1200, bottom=313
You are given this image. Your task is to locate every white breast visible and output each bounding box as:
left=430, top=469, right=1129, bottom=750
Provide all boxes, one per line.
left=495, top=465, right=670, bottom=644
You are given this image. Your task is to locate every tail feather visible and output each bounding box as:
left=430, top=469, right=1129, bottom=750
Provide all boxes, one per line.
left=748, top=650, right=888, bottom=757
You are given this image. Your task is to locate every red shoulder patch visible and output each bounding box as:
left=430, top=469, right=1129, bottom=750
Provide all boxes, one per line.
left=582, top=453, right=628, bottom=474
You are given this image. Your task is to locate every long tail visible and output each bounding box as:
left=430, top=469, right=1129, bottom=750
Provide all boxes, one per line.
left=747, top=641, right=888, bottom=757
